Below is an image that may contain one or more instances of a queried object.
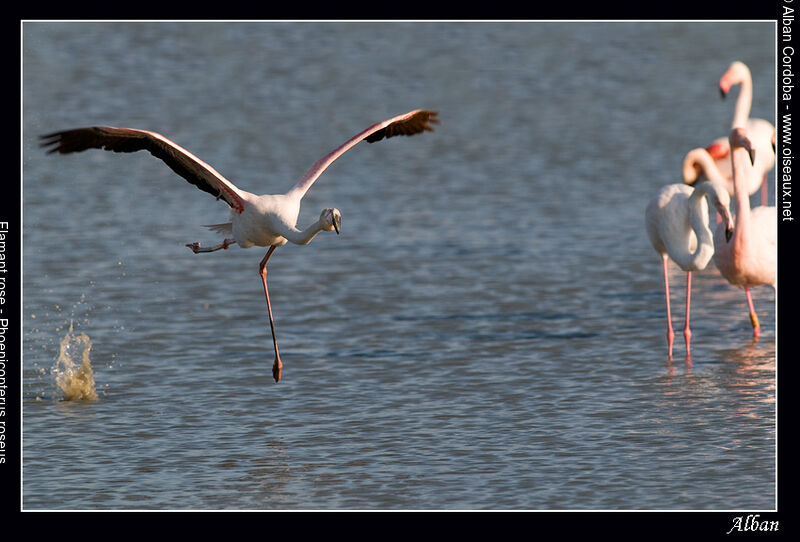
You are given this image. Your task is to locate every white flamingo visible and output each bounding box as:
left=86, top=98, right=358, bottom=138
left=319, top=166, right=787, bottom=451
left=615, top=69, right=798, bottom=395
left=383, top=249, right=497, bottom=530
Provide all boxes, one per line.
left=688, top=61, right=775, bottom=206
left=713, top=127, right=777, bottom=340
left=646, top=149, right=734, bottom=359
left=42, top=109, right=439, bottom=382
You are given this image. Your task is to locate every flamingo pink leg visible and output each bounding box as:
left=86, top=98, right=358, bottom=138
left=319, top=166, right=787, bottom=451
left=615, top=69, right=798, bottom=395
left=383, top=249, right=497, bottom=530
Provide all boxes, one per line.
left=684, top=271, right=692, bottom=359
left=259, top=245, right=283, bottom=382
left=662, top=256, right=675, bottom=360
left=745, top=287, right=761, bottom=340
left=186, top=238, right=236, bottom=253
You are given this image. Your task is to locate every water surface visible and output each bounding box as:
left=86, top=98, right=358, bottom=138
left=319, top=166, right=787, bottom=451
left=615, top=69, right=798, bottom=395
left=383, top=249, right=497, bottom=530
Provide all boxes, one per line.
left=22, top=21, right=777, bottom=510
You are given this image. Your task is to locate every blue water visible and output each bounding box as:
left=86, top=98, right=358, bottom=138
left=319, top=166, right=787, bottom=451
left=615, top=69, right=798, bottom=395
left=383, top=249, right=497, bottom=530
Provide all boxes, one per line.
left=21, top=21, right=776, bottom=510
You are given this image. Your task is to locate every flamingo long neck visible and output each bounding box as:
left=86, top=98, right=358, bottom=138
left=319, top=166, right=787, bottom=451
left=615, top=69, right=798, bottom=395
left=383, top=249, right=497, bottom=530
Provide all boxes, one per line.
left=731, top=145, right=753, bottom=252
left=281, top=218, right=328, bottom=246
left=730, top=68, right=753, bottom=130
left=674, top=187, right=715, bottom=271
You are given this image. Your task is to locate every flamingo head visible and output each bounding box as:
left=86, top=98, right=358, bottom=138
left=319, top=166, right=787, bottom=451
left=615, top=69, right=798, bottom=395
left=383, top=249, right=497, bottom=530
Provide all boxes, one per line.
left=320, top=207, right=341, bottom=235
left=714, top=192, right=735, bottom=243
left=729, top=127, right=756, bottom=166
left=719, top=61, right=749, bottom=98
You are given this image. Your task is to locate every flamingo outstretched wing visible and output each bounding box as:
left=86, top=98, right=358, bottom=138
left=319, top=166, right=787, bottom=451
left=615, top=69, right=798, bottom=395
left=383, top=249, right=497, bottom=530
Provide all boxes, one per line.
left=41, top=126, right=247, bottom=213
left=287, top=109, right=438, bottom=199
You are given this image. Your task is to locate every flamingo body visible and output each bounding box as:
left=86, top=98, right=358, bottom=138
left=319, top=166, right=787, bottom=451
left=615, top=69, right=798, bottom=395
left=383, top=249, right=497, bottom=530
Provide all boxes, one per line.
left=647, top=185, right=716, bottom=269
left=233, top=193, right=304, bottom=248
left=713, top=204, right=776, bottom=288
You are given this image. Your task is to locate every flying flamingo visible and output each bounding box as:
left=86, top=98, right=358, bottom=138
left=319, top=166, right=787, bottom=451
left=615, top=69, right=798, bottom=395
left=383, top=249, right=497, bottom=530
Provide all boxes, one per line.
left=689, top=61, right=775, bottom=206
left=41, top=109, right=440, bottom=382
left=713, top=127, right=777, bottom=340
left=646, top=149, right=734, bottom=360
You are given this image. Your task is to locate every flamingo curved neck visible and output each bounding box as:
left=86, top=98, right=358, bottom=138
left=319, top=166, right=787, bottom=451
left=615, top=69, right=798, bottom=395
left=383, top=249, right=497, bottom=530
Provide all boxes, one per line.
left=281, top=218, right=328, bottom=245
left=671, top=189, right=715, bottom=271
left=684, top=148, right=728, bottom=185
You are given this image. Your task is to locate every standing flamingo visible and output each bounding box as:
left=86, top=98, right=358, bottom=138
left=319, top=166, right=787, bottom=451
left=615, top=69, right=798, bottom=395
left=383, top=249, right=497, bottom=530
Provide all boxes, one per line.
left=690, top=61, right=775, bottom=206
left=713, top=127, right=777, bottom=340
left=41, top=109, right=439, bottom=382
left=646, top=152, right=734, bottom=360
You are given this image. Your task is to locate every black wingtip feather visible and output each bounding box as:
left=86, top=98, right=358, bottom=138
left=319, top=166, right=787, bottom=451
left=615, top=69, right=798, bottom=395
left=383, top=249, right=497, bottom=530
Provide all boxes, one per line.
left=365, top=110, right=439, bottom=143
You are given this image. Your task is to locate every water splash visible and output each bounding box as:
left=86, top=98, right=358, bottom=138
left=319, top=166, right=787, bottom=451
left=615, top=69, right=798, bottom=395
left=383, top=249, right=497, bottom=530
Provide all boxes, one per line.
left=52, top=321, right=98, bottom=401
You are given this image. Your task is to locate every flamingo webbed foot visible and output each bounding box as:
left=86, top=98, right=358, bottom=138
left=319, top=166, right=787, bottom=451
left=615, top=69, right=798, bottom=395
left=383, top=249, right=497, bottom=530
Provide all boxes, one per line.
left=272, top=357, right=283, bottom=383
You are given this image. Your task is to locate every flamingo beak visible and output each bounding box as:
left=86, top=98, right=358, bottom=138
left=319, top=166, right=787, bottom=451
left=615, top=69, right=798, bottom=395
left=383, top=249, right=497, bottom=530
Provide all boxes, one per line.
left=333, top=215, right=341, bottom=235
left=719, top=77, right=731, bottom=99
left=718, top=206, right=734, bottom=243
